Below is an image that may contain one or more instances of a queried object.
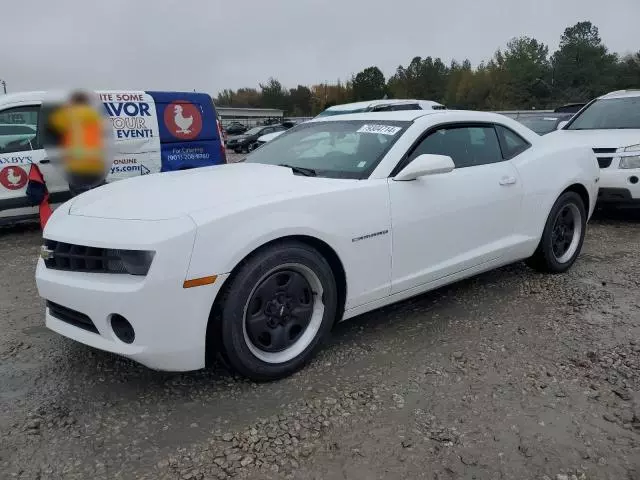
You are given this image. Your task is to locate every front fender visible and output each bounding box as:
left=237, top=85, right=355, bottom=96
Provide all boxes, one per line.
left=184, top=181, right=392, bottom=310
left=187, top=209, right=343, bottom=280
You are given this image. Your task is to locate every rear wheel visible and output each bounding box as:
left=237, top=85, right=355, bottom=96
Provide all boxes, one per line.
left=217, top=241, right=338, bottom=381
left=526, top=191, right=586, bottom=273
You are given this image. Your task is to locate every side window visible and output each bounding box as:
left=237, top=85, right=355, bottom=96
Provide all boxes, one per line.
left=495, top=125, right=530, bottom=159
left=0, top=106, right=40, bottom=154
left=409, top=125, right=503, bottom=168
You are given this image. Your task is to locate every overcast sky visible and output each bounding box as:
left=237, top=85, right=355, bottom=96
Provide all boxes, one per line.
left=3, top=0, right=639, bottom=96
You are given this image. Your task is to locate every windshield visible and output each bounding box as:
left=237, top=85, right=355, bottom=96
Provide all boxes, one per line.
left=244, top=120, right=410, bottom=179
left=315, top=108, right=368, bottom=118
left=567, top=97, right=640, bottom=130
left=517, top=116, right=561, bottom=135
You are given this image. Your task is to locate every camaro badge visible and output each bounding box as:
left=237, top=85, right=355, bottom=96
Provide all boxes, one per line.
left=352, top=230, right=389, bottom=243
left=40, top=245, right=55, bottom=260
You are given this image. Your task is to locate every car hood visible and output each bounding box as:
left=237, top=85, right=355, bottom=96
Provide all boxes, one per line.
left=550, top=129, right=640, bottom=148
left=68, top=163, right=318, bottom=221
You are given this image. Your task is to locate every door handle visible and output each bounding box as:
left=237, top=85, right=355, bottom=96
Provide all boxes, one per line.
left=499, top=176, right=517, bottom=186
left=39, top=159, right=51, bottom=164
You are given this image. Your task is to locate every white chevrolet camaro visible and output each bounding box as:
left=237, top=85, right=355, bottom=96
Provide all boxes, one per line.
left=36, top=110, right=600, bottom=380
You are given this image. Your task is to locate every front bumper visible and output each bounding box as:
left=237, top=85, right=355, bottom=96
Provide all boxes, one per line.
left=598, top=167, right=640, bottom=203
left=226, top=139, right=246, bottom=149
left=598, top=187, right=640, bottom=206
left=35, top=213, right=228, bottom=371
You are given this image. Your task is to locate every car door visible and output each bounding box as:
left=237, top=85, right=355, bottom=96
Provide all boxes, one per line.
left=388, top=123, right=524, bottom=294
left=0, top=104, right=68, bottom=220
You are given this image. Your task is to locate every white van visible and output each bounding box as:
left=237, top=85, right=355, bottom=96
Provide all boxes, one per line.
left=0, top=90, right=226, bottom=225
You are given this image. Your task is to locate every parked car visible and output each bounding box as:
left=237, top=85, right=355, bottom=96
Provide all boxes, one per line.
left=514, top=113, right=574, bottom=135
left=554, top=103, right=586, bottom=114
left=224, top=122, right=247, bottom=135
left=36, top=109, right=599, bottom=380
left=315, top=99, right=445, bottom=118
left=549, top=89, right=640, bottom=207
left=0, top=90, right=226, bottom=225
left=226, top=124, right=287, bottom=153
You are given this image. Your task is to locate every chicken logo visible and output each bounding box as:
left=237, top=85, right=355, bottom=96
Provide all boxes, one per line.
left=0, top=166, right=28, bottom=190
left=163, top=101, right=202, bottom=140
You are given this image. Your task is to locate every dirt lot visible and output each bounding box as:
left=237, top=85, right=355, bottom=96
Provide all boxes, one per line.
left=1, top=210, right=639, bottom=480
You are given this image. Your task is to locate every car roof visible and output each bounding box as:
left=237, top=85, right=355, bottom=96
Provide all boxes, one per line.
left=598, top=90, right=640, bottom=100
left=325, top=99, right=443, bottom=111
left=0, top=91, right=47, bottom=106
left=307, top=109, right=514, bottom=124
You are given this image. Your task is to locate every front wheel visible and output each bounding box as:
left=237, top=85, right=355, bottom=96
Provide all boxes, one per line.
left=526, top=191, right=586, bottom=273
left=216, top=241, right=338, bottom=381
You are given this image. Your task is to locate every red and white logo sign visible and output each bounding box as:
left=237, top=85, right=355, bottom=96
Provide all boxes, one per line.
left=164, top=101, right=202, bottom=140
left=0, top=166, right=28, bottom=190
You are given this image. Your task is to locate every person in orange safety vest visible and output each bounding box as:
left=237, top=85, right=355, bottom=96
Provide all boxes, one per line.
left=48, top=91, right=108, bottom=196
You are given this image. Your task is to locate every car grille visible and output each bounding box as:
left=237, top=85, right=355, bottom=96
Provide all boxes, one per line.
left=47, top=301, right=98, bottom=334
left=43, top=239, right=124, bottom=273
left=597, top=157, right=613, bottom=168
left=593, top=148, right=617, bottom=154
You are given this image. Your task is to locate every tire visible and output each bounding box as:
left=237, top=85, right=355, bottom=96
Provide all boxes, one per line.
left=247, top=142, right=257, bottom=152
left=216, top=241, right=338, bottom=381
left=526, top=191, right=586, bottom=273
left=233, top=148, right=241, bottom=154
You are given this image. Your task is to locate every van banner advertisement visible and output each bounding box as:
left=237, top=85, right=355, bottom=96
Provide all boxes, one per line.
left=98, top=91, right=161, bottom=180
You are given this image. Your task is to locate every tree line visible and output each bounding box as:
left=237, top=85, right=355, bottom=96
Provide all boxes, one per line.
left=214, top=21, right=640, bottom=116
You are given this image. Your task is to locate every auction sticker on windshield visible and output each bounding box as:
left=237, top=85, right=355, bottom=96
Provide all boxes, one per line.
left=357, top=124, right=402, bottom=135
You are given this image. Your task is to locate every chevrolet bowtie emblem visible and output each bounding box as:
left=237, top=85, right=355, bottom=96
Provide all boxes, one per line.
left=40, top=245, right=55, bottom=261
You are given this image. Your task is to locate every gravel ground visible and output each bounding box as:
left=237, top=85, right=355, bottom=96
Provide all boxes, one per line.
left=1, top=209, right=639, bottom=480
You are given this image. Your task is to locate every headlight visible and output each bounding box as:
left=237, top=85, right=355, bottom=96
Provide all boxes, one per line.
left=106, top=249, right=155, bottom=275
left=623, top=144, right=640, bottom=152
left=619, top=155, right=640, bottom=169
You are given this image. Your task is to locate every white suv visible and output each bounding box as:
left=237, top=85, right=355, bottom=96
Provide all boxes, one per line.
left=552, top=90, right=640, bottom=207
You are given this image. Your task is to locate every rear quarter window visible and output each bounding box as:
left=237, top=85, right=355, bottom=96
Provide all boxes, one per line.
left=495, top=125, right=531, bottom=159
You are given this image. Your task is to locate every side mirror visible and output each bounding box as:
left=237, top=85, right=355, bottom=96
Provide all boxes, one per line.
left=393, top=154, right=455, bottom=181
left=557, top=121, right=568, bottom=130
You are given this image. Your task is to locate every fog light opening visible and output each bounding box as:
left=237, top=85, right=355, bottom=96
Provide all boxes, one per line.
left=111, top=314, right=135, bottom=344
left=629, top=176, right=639, bottom=185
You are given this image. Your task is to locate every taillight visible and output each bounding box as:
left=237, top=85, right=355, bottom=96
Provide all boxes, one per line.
left=217, top=119, right=227, bottom=164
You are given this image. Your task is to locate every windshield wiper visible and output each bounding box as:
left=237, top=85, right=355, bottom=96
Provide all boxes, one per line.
left=278, top=164, right=317, bottom=177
